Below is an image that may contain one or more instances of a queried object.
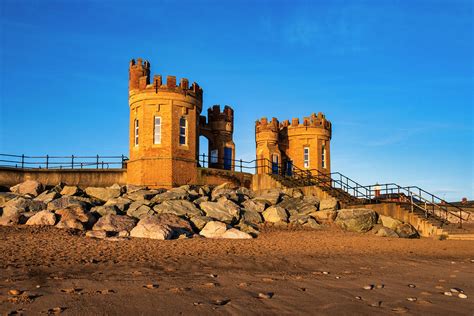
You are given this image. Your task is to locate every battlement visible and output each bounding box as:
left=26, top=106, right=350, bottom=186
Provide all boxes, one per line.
left=255, top=117, right=279, bottom=133
left=129, top=58, right=202, bottom=99
left=208, top=105, right=233, bottom=123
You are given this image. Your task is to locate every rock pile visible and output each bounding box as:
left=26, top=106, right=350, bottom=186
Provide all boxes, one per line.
left=0, top=180, right=419, bottom=240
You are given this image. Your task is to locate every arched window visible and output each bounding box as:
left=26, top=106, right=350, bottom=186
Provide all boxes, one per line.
left=179, top=117, right=187, bottom=145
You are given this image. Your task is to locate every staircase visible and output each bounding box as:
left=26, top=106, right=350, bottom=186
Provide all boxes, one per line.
left=263, top=159, right=472, bottom=240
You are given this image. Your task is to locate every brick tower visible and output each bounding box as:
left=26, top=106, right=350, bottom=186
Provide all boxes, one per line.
left=255, top=113, right=332, bottom=175
left=199, top=105, right=235, bottom=170
left=127, top=58, right=203, bottom=188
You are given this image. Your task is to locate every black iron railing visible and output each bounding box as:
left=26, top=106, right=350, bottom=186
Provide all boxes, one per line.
left=0, top=154, right=128, bottom=169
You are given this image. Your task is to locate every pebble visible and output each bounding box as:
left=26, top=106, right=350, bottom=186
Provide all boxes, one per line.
left=443, top=291, right=453, bottom=296
left=406, top=297, right=417, bottom=302
left=8, top=289, right=22, bottom=296
left=322, top=271, right=330, bottom=275
left=209, top=274, right=218, bottom=278
left=238, top=282, right=249, bottom=287
left=376, top=284, right=384, bottom=289
left=363, top=285, right=374, bottom=290
left=458, top=293, right=468, bottom=299
left=213, top=299, right=230, bottom=306
left=355, top=296, right=362, bottom=300
left=408, top=284, right=416, bottom=288
left=144, top=284, right=159, bottom=289
left=450, top=288, right=463, bottom=293
left=370, top=301, right=382, bottom=307
left=47, top=307, right=64, bottom=314
left=435, top=285, right=443, bottom=289
left=36, top=285, right=41, bottom=289
left=335, top=276, right=341, bottom=279
left=392, top=306, right=409, bottom=313
left=203, top=282, right=218, bottom=288
left=258, top=292, right=274, bottom=299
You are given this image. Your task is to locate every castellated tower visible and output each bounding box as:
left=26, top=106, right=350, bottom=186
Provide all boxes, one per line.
left=199, top=105, right=235, bottom=170
left=255, top=113, right=332, bottom=176
left=128, top=58, right=203, bottom=188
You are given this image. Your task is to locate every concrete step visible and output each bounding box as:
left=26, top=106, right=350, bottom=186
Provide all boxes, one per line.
left=447, top=234, right=474, bottom=241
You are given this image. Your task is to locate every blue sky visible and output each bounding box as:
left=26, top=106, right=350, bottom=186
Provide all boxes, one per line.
left=0, top=0, right=472, bottom=200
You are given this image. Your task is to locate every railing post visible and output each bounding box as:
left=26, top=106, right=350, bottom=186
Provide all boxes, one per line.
left=121, top=154, right=125, bottom=168
left=71, top=155, right=74, bottom=169
left=21, top=154, right=24, bottom=169
left=96, top=155, right=99, bottom=169
left=240, top=159, right=242, bottom=172
left=46, top=155, right=49, bottom=169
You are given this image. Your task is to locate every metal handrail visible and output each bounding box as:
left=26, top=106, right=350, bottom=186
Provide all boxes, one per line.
left=0, top=154, right=128, bottom=170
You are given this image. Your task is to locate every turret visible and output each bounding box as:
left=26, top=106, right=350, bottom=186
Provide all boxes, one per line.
left=129, top=58, right=150, bottom=91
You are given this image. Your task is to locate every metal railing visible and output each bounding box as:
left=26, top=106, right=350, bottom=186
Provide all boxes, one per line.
left=0, top=154, right=128, bottom=169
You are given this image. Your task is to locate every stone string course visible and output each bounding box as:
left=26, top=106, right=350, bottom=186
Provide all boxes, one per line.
left=0, top=180, right=419, bottom=240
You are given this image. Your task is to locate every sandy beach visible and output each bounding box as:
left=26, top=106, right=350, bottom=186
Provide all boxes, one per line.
left=0, top=225, right=473, bottom=315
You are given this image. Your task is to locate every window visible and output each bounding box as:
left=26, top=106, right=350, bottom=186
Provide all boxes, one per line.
left=304, top=147, right=310, bottom=168
left=134, top=119, right=139, bottom=146
left=210, top=149, right=218, bottom=163
left=322, top=144, right=326, bottom=168
left=154, top=116, right=161, bottom=144
left=179, top=117, right=187, bottom=145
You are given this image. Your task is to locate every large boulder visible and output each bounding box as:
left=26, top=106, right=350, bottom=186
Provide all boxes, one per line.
left=130, top=216, right=172, bottom=240
left=211, top=183, right=239, bottom=202
left=127, top=201, right=154, bottom=219
left=242, top=199, right=267, bottom=213
left=379, top=215, right=403, bottom=230
left=47, top=196, right=89, bottom=211
left=0, top=214, right=21, bottom=226
left=221, top=228, right=252, bottom=239
left=282, top=188, right=304, bottom=199
left=277, top=198, right=317, bottom=215
left=199, top=200, right=240, bottom=224
left=319, top=197, right=339, bottom=211
left=154, top=200, right=203, bottom=217
left=241, top=209, right=263, bottom=225
left=311, top=210, right=338, bottom=223
left=25, top=210, right=56, bottom=226
left=304, top=217, right=323, bottom=230
left=34, top=191, right=59, bottom=204
left=151, top=187, right=189, bottom=203
left=55, top=205, right=95, bottom=230
left=85, top=187, right=121, bottom=202
left=91, top=205, right=119, bottom=217
left=189, top=215, right=212, bottom=230
left=262, top=206, right=288, bottom=223
left=92, top=214, right=136, bottom=233
left=199, top=221, right=227, bottom=238
left=335, top=208, right=378, bottom=233
left=60, top=186, right=82, bottom=196
left=152, top=213, right=194, bottom=237
left=375, top=226, right=399, bottom=238
left=3, top=197, right=46, bottom=216
left=104, top=197, right=132, bottom=213
left=10, top=180, right=44, bottom=197
left=395, top=223, right=419, bottom=239
left=253, top=189, right=282, bottom=205
left=124, top=189, right=158, bottom=201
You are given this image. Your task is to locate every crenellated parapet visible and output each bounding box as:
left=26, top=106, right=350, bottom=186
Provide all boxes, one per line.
left=128, top=58, right=203, bottom=104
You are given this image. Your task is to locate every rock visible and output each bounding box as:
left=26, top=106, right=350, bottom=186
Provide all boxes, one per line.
left=311, top=210, right=337, bottom=223
left=458, top=293, right=468, bottom=299
left=375, top=226, right=399, bottom=238
left=198, top=186, right=211, bottom=197
left=152, top=213, right=194, bottom=237
left=10, top=180, right=44, bottom=197
left=93, top=214, right=136, bottom=233
left=151, top=188, right=189, bottom=203
left=26, top=210, right=56, bottom=226
left=60, top=186, right=82, bottom=196
left=304, top=217, right=322, bottom=229
left=319, top=197, right=339, bottom=211
left=335, top=208, right=378, bottom=233
left=34, top=191, right=59, bottom=204
left=8, top=289, right=22, bottom=296
left=303, top=195, right=320, bottom=206
left=125, top=184, right=147, bottom=194
left=289, top=213, right=310, bottom=225
left=363, top=285, right=374, bottom=290
left=254, top=189, right=282, bottom=205
left=262, top=206, right=288, bottom=223
left=189, top=215, right=212, bottom=230
left=118, top=230, right=130, bottom=237
left=283, top=188, right=304, bottom=199
left=126, top=201, right=154, bottom=219
left=199, top=200, right=240, bottom=224
left=199, top=221, right=227, bottom=238
left=395, top=223, right=419, bottom=239
left=0, top=214, right=20, bottom=226
left=47, top=196, right=89, bottom=211
left=193, top=196, right=209, bottom=205
left=258, top=292, right=274, bottom=299
left=85, top=187, right=121, bottom=202
left=55, top=205, right=95, bottom=230
left=236, top=222, right=260, bottom=237
left=211, top=186, right=239, bottom=202
left=3, top=197, right=45, bottom=214
left=236, top=187, right=255, bottom=199
left=86, top=230, right=107, bottom=239
left=379, top=215, right=403, bottom=230
left=242, top=199, right=267, bottom=213
left=124, top=189, right=158, bottom=201
left=241, top=209, right=263, bottom=225
left=91, top=205, right=119, bottom=217
left=130, top=216, right=172, bottom=240
left=104, top=197, right=132, bottom=213
left=154, top=200, right=203, bottom=217
left=221, top=228, right=253, bottom=239
left=277, top=198, right=317, bottom=215
left=0, top=192, right=19, bottom=206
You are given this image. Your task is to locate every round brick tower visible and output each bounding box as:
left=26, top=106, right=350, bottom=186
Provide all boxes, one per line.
left=128, top=58, right=203, bottom=188
left=255, top=117, right=281, bottom=174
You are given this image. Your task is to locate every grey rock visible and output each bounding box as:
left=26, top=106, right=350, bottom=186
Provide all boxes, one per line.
left=154, top=200, right=203, bottom=217
left=10, top=180, right=44, bottom=197
left=304, top=217, right=322, bottom=229
left=104, top=197, right=132, bottom=213
left=379, top=215, right=403, bottom=230
left=127, top=204, right=154, bottom=219
left=91, top=205, right=119, bottom=217
left=200, top=200, right=240, bottom=224
left=92, top=214, right=136, bottom=232
left=262, top=206, right=288, bottom=223
left=253, top=189, right=282, bottom=205
left=86, top=230, right=107, bottom=239
left=0, top=192, right=19, bottom=206
left=151, top=187, right=189, bottom=203
left=319, top=197, right=339, bottom=211
left=375, top=226, right=399, bottom=238
left=277, top=198, right=317, bottom=215
left=283, top=188, right=304, bottom=199
left=189, top=215, right=212, bottom=230
left=47, top=196, right=89, bottom=211
left=124, top=189, right=159, bottom=201
left=55, top=204, right=96, bottom=229
left=25, top=210, right=56, bottom=226
left=193, top=196, right=209, bottom=205
left=395, top=223, right=419, bottom=239
left=152, top=213, right=194, bottom=237
left=335, top=208, right=378, bottom=233
left=241, top=209, right=263, bottom=225
left=85, top=187, right=121, bottom=202
left=34, top=191, right=59, bottom=204
left=311, top=210, right=338, bottom=223
left=199, top=221, right=227, bottom=238
left=221, top=228, right=252, bottom=239
left=130, top=216, right=173, bottom=240
left=60, top=186, right=82, bottom=196
left=242, top=199, right=267, bottom=213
